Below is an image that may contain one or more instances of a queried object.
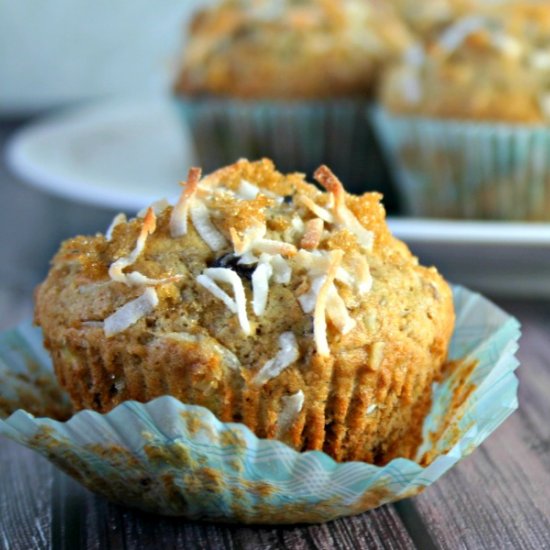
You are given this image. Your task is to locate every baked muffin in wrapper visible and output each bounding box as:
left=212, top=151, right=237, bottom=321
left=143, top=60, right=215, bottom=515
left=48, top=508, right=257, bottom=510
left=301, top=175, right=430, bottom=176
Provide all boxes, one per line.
left=374, top=7, right=550, bottom=220
left=0, top=286, right=520, bottom=524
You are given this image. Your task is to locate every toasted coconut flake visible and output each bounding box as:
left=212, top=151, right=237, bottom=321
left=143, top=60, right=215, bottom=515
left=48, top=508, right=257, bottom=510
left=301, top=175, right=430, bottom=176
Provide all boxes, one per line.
left=295, top=249, right=329, bottom=275
left=105, top=213, right=127, bottom=241
left=109, top=208, right=157, bottom=285
left=230, top=224, right=266, bottom=256
left=138, top=198, right=171, bottom=218
left=190, top=201, right=227, bottom=251
left=296, top=194, right=333, bottom=223
left=298, top=276, right=324, bottom=314
left=199, top=267, right=251, bottom=335
left=252, top=332, right=300, bottom=386
left=238, top=251, right=259, bottom=265
left=237, top=179, right=260, bottom=200
left=314, top=165, right=345, bottom=210
left=104, top=287, right=158, bottom=337
left=108, top=209, right=180, bottom=286
left=314, top=166, right=374, bottom=251
left=282, top=215, right=305, bottom=242
left=313, top=250, right=343, bottom=356
left=252, top=260, right=273, bottom=316
left=124, top=272, right=182, bottom=287
left=253, top=240, right=297, bottom=257
left=231, top=224, right=296, bottom=258
left=326, top=286, right=356, bottom=335
left=170, top=167, right=201, bottom=238
left=278, top=390, right=305, bottom=435
left=270, top=254, right=292, bottom=284
left=349, top=253, right=373, bottom=295
left=335, top=267, right=354, bottom=287
left=196, top=274, right=237, bottom=313
left=300, top=218, right=324, bottom=250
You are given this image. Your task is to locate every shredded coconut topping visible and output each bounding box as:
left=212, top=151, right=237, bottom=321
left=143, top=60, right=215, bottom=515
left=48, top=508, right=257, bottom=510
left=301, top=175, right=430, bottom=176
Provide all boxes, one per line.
left=170, top=167, right=201, bottom=238
left=190, top=201, right=227, bottom=251
left=298, top=275, right=325, bottom=313
left=300, top=218, right=324, bottom=250
left=105, top=213, right=127, bottom=242
left=278, top=390, right=305, bottom=434
left=231, top=224, right=297, bottom=258
left=252, top=332, right=300, bottom=386
left=237, top=179, right=260, bottom=200
left=104, top=287, right=158, bottom=337
left=348, top=253, right=373, bottom=295
left=108, top=208, right=180, bottom=287
left=251, top=258, right=273, bottom=316
left=313, top=250, right=343, bottom=356
left=270, top=254, right=292, bottom=284
left=326, top=286, right=356, bottom=335
left=197, top=267, right=251, bottom=335
left=314, top=166, right=374, bottom=251
left=296, top=194, right=334, bottom=223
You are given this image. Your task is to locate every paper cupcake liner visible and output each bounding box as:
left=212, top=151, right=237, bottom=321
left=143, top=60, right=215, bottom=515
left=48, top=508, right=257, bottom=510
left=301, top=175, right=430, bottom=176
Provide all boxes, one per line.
left=371, top=106, right=550, bottom=220
left=176, top=97, right=398, bottom=211
left=0, top=286, right=520, bottom=524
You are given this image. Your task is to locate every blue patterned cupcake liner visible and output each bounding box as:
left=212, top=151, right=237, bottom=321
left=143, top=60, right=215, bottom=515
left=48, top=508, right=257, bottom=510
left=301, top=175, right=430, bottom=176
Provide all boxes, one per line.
left=175, top=97, right=398, bottom=208
left=371, top=106, right=550, bottom=220
left=0, top=286, right=520, bottom=524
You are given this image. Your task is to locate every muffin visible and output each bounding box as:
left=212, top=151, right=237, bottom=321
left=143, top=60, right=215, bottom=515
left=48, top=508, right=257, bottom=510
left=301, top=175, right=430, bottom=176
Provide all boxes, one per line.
left=373, top=4, right=550, bottom=220
left=35, top=159, right=454, bottom=464
left=173, top=0, right=414, bottom=210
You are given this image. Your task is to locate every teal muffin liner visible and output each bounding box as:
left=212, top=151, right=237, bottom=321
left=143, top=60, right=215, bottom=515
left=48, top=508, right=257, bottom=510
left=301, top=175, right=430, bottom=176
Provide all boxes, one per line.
left=0, top=286, right=520, bottom=524
left=175, top=97, right=399, bottom=211
left=371, top=106, right=550, bottom=220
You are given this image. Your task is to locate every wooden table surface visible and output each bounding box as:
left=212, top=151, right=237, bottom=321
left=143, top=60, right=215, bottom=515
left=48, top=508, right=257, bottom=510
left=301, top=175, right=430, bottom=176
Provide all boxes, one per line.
left=0, top=121, right=549, bottom=549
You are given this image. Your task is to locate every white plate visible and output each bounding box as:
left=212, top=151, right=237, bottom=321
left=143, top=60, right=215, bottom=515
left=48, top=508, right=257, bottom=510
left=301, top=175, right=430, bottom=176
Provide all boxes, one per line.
left=6, top=97, right=195, bottom=211
left=6, top=98, right=550, bottom=297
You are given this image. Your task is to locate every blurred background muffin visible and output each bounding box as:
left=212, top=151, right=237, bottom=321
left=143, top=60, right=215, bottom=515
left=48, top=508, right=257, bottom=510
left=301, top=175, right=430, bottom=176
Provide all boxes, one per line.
left=174, top=0, right=414, bottom=212
left=374, top=2, right=550, bottom=220
left=387, top=0, right=473, bottom=39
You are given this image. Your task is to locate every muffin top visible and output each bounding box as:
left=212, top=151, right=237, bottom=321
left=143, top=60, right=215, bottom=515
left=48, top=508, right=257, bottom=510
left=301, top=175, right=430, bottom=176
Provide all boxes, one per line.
left=381, top=3, right=550, bottom=122
left=388, top=0, right=474, bottom=38
left=174, top=0, right=413, bottom=99
left=35, top=159, right=453, bottom=392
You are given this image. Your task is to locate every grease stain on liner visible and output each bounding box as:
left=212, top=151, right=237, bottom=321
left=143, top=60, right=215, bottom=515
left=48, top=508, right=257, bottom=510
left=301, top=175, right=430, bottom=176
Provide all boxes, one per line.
left=0, top=286, right=520, bottom=524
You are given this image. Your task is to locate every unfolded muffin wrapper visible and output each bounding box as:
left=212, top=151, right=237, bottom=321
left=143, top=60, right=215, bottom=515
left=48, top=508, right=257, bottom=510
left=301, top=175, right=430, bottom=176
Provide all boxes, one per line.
left=176, top=97, right=398, bottom=209
left=0, top=286, right=519, bottom=524
left=371, top=106, right=550, bottom=220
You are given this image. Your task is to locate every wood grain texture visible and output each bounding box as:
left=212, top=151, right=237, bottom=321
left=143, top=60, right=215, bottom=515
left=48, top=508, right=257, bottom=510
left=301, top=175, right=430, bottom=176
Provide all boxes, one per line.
left=410, top=299, right=550, bottom=550
left=0, top=440, right=53, bottom=549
